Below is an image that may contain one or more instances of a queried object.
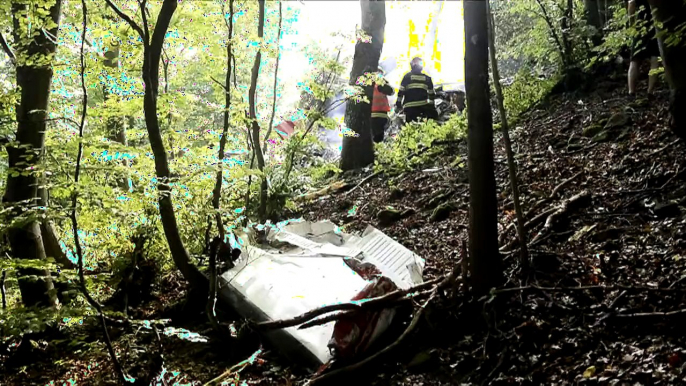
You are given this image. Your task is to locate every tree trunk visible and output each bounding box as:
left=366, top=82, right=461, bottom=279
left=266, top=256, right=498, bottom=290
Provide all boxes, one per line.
left=561, top=0, right=574, bottom=61
left=340, top=0, right=386, bottom=171
left=106, top=0, right=206, bottom=289
left=464, top=0, right=503, bottom=295
left=250, top=0, right=268, bottom=223
left=208, top=0, right=234, bottom=332
left=647, top=0, right=686, bottom=141
left=3, top=0, right=63, bottom=308
left=584, top=0, right=603, bottom=45
left=486, top=1, right=528, bottom=265
left=101, top=23, right=131, bottom=192
left=143, top=0, right=205, bottom=288
left=37, top=179, right=73, bottom=268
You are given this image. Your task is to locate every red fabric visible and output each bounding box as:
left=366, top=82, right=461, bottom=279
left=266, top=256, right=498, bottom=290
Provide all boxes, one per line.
left=327, top=275, right=398, bottom=360
left=372, top=86, right=390, bottom=113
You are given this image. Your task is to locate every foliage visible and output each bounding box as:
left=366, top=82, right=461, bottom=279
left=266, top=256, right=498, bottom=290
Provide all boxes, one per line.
left=589, top=5, right=631, bottom=66
left=502, top=69, right=557, bottom=119
left=375, top=114, right=467, bottom=172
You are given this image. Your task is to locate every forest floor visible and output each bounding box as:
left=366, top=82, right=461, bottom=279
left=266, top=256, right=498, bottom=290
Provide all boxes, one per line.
left=2, top=71, right=686, bottom=386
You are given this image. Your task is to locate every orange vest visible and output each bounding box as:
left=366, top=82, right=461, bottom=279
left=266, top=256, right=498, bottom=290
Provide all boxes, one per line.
left=371, top=86, right=390, bottom=113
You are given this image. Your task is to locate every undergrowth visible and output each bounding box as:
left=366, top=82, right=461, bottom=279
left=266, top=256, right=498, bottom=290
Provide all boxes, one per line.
left=375, top=114, right=467, bottom=172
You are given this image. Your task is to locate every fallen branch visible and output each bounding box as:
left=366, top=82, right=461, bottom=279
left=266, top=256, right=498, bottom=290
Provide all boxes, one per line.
left=257, top=275, right=446, bottom=331
left=650, top=139, right=681, bottom=156
left=485, top=283, right=686, bottom=300
left=342, top=171, right=382, bottom=197
left=529, top=190, right=590, bottom=245
left=297, top=289, right=432, bottom=330
left=500, top=207, right=556, bottom=251
left=613, top=308, right=686, bottom=319
left=526, top=172, right=584, bottom=219
left=204, top=347, right=264, bottom=386
left=306, top=292, right=437, bottom=385
left=499, top=172, right=583, bottom=247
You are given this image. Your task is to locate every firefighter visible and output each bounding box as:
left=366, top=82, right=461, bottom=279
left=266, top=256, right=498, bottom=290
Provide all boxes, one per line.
left=395, top=57, right=438, bottom=123
left=371, top=68, right=394, bottom=143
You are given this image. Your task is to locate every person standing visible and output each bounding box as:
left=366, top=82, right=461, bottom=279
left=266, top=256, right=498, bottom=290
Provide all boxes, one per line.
left=371, top=68, right=394, bottom=143
left=396, top=57, right=438, bottom=123
left=628, top=0, right=660, bottom=95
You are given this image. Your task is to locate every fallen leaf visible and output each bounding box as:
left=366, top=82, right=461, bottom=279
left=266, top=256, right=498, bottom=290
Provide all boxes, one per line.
left=583, top=365, right=597, bottom=378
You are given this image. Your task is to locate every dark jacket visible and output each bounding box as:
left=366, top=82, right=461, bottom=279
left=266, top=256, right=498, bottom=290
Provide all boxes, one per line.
left=396, top=69, right=436, bottom=110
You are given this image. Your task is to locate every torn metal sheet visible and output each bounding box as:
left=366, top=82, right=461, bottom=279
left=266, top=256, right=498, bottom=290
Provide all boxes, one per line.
left=218, top=219, right=424, bottom=368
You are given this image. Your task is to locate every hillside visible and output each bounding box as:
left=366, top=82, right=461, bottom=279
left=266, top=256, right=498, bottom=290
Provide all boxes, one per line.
left=2, top=72, right=685, bottom=386
left=290, top=71, right=686, bottom=385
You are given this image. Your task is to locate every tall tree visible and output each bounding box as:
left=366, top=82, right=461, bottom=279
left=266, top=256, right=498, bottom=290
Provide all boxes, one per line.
left=584, top=0, right=603, bottom=45
left=250, top=0, right=268, bottom=222
left=105, top=0, right=205, bottom=288
left=647, top=0, right=686, bottom=141
left=208, top=0, right=235, bottom=333
left=340, top=0, right=386, bottom=171
left=3, top=0, right=63, bottom=307
left=464, top=0, right=503, bottom=295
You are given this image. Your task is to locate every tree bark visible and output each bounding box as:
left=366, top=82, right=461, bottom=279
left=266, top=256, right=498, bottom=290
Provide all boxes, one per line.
left=208, top=0, right=234, bottom=332
left=106, top=0, right=206, bottom=289
left=584, top=0, right=603, bottom=45
left=647, top=0, right=686, bottom=141
left=250, top=0, right=268, bottom=222
left=464, top=0, right=503, bottom=295
left=37, top=181, right=73, bottom=268
left=535, top=0, right=569, bottom=68
left=561, top=0, right=574, bottom=62
left=4, top=0, right=63, bottom=308
left=263, top=1, right=282, bottom=157
left=143, top=0, right=205, bottom=287
left=486, top=1, right=528, bottom=265
left=340, top=0, right=386, bottom=171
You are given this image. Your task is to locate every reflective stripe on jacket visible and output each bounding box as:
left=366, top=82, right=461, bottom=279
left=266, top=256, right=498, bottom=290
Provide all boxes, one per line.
left=397, top=71, right=435, bottom=109
left=371, top=86, right=391, bottom=113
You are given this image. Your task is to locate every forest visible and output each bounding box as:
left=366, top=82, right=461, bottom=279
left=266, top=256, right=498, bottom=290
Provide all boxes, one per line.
left=1, top=0, right=686, bottom=385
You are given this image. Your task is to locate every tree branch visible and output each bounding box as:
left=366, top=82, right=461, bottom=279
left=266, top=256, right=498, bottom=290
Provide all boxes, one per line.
left=148, top=0, right=177, bottom=97
left=263, top=1, right=282, bottom=155
left=0, top=31, right=15, bottom=64
left=104, top=0, right=146, bottom=42
left=257, top=275, right=448, bottom=331
left=72, top=2, right=126, bottom=382
left=534, top=0, right=568, bottom=66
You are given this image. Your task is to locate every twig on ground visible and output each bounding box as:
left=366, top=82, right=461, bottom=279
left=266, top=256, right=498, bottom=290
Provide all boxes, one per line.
left=500, top=207, right=556, bottom=251
left=613, top=308, right=686, bottom=319
left=342, top=171, right=382, bottom=197
left=527, top=172, right=584, bottom=219
left=204, top=347, right=264, bottom=386
left=306, top=293, right=437, bottom=385
left=650, top=139, right=681, bottom=156
left=500, top=172, right=583, bottom=247
left=529, top=190, right=590, bottom=245
left=484, top=283, right=686, bottom=301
